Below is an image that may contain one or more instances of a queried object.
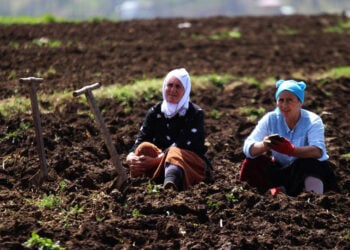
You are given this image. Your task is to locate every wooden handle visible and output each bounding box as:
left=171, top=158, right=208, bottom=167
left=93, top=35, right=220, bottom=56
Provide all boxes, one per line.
left=19, top=77, right=43, bottom=84
left=73, top=82, right=101, bottom=97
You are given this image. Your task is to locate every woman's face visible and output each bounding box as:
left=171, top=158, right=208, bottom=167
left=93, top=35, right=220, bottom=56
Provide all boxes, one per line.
left=277, top=91, right=302, bottom=119
left=165, top=76, right=185, bottom=104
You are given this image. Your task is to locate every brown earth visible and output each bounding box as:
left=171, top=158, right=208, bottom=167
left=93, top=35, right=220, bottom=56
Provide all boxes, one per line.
left=0, top=14, right=350, bottom=249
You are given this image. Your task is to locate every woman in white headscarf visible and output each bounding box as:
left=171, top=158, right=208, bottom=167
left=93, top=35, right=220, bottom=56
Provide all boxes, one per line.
left=126, top=68, right=211, bottom=191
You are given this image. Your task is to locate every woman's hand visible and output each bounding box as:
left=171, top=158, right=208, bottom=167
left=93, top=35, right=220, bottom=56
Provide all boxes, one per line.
left=127, top=152, right=163, bottom=177
left=249, top=139, right=271, bottom=157
left=263, top=134, right=295, bottom=156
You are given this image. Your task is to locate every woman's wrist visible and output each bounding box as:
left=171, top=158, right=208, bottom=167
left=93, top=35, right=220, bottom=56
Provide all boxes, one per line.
left=127, top=152, right=135, bottom=162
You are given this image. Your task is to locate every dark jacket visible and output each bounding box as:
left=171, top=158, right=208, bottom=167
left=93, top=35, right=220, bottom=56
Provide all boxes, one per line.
left=130, top=102, right=208, bottom=158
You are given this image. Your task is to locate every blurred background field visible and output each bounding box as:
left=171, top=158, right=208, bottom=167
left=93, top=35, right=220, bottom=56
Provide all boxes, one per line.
left=1, top=0, right=350, bottom=22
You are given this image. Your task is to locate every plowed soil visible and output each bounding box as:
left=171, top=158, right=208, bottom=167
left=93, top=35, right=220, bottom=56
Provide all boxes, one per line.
left=1, top=14, right=350, bottom=249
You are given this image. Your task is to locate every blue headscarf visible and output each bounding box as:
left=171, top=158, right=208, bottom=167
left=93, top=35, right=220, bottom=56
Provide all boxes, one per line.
left=275, top=79, right=306, bottom=103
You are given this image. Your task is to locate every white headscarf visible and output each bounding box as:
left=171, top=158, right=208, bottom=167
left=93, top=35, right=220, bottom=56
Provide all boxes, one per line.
left=161, top=68, right=191, bottom=118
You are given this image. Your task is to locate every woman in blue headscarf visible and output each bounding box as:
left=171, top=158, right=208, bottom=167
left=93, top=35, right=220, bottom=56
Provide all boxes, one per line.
left=239, top=79, right=336, bottom=196
left=126, top=68, right=211, bottom=191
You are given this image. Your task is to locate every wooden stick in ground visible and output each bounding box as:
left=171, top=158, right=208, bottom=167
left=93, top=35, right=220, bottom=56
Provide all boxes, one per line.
left=19, top=77, right=48, bottom=186
left=73, top=82, right=127, bottom=190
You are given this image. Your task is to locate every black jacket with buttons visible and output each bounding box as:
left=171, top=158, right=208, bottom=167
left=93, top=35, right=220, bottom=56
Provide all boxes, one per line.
left=130, top=102, right=208, bottom=158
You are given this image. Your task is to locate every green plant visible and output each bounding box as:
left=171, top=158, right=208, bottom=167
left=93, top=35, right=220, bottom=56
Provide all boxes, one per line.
left=33, top=38, right=62, bottom=47
left=96, top=216, right=104, bottom=222
left=207, top=74, right=232, bottom=88
left=23, top=231, right=65, bottom=250
left=239, top=106, right=266, bottom=121
left=142, top=86, right=161, bottom=102
left=225, top=193, right=238, bottom=203
left=339, top=21, right=350, bottom=29
left=88, top=16, right=108, bottom=23
left=340, top=153, right=350, bottom=159
left=210, top=28, right=241, bottom=39
left=147, top=180, right=161, bottom=194
left=324, top=21, right=350, bottom=34
left=345, top=232, right=350, bottom=240
left=209, top=109, right=221, bottom=119
left=0, top=122, right=30, bottom=143
left=38, top=193, right=61, bottom=208
left=9, top=42, right=20, bottom=48
left=7, top=69, right=17, bottom=80
left=263, top=76, right=277, bottom=87
left=132, top=208, right=142, bottom=218
left=0, top=14, right=68, bottom=25
left=242, top=76, right=265, bottom=90
left=330, top=66, right=350, bottom=78
left=191, top=223, right=199, bottom=228
left=59, top=180, right=67, bottom=192
left=324, top=26, right=343, bottom=33
left=44, top=66, right=57, bottom=78
left=313, top=66, right=350, bottom=81
left=69, top=205, right=84, bottom=217
left=207, top=196, right=220, bottom=210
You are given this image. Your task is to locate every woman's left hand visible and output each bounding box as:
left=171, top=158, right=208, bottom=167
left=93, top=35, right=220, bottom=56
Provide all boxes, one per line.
left=269, top=137, right=295, bottom=156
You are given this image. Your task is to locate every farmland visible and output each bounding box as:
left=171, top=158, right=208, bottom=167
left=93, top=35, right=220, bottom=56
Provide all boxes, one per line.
left=0, top=14, right=350, bottom=249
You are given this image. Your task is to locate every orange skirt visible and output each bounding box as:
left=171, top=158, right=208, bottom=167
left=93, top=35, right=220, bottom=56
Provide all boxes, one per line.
left=133, top=142, right=206, bottom=189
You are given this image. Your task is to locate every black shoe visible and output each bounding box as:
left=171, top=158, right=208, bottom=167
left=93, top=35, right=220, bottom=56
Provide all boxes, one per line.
left=164, top=180, right=178, bottom=190
left=163, top=169, right=183, bottom=191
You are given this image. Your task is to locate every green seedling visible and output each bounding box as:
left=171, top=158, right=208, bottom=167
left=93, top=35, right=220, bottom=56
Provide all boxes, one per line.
left=33, top=38, right=62, bottom=47
left=345, top=232, right=350, bottom=240
left=241, top=76, right=265, bottom=90
left=313, top=66, right=350, bottom=81
left=225, top=193, right=238, bottom=203
left=0, top=14, right=67, bottom=25
left=23, top=231, right=65, bottom=250
left=38, top=193, right=61, bottom=208
left=239, top=106, right=266, bottom=121
left=191, top=223, right=199, bottom=228
left=324, top=26, right=343, bottom=33
left=147, top=180, right=161, bottom=194
left=96, top=216, right=104, bottom=222
left=60, top=204, right=84, bottom=228
left=207, top=196, right=220, bottom=210
left=132, top=208, right=143, bottom=218
left=0, top=122, right=30, bottom=143
left=340, top=153, right=350, bottom=159
left=36, top=66, right=57, bottom=79
left=329, top=66, right=350, bottom=78
left=68, top=204, right=84, bottom=217
left=8, top=42, right=20, bottom=49
left=210, top=28, right=241, bottom=39
left=324, top=21, right=350, bottom=34
left=339, top=21, right=350, bottom=29
left=7, top=69, right=17, bottom=80
left=209, top=109, right=221, bottom=119
left=59, top=180, right=67, bottom=192
left=207, top=74, right=232, bottom=88
left=192, top=29, right=241, bottom=40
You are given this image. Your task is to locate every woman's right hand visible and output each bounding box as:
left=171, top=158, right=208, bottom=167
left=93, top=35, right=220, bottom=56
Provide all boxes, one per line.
left=127, top=152, right=163, bottom=177
left=250, top=139, right=271, bottom=157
